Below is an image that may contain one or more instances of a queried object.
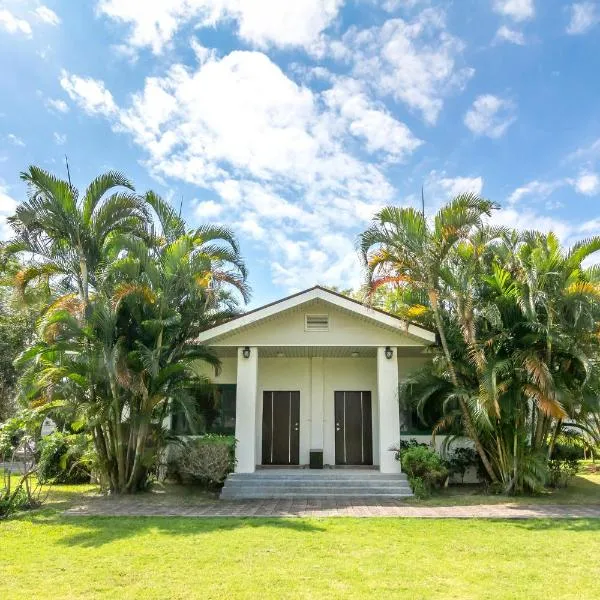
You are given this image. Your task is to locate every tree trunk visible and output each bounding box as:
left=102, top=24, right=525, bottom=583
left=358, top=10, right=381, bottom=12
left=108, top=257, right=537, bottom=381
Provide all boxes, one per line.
left=125, top=420, right=149, bottom=492
left=547, top=419, right=562, bottom=459
left=428, top=289, right=498, bottom=483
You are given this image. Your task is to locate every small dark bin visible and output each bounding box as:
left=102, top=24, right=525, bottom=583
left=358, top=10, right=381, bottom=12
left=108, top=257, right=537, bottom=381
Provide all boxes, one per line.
left=309, top=449, right=323, bottom=469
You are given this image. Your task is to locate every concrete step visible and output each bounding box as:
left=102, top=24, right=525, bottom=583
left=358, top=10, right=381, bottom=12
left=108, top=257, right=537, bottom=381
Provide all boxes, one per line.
left=221, top=491, right=413, bottom=499
left=228, top=472, right=409, bottom=481
left=220, top=470, right=413, bottom=500
left=222, top=485, right=411, bottom=494
left=223, top=479, right=411, bottom=487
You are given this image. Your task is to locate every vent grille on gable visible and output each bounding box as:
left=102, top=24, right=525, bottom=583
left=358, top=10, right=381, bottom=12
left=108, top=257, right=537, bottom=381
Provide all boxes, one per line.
left=305, top=314, right=329, bottom=331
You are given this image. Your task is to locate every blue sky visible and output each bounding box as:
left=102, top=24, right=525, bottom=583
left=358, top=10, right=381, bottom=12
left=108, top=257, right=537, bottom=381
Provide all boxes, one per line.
left=1, top=0, right=599, bottom=307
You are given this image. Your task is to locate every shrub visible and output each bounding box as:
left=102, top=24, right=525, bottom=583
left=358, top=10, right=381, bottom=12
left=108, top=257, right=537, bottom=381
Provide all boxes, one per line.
left=37, top=432, right=92, bottom=484
left=175, top=435, right=236, bottom=486
left=408, top=476, right=431, bottom=499
left=548, top=458, right=580, bottom=488
left=400, top=445, right=448, bottom=496
left=548, top=443, right=581, bottom=488
left=445, top=447, right=479, bottom=483
left=1, top=439, right=44, bottom=519
left=395, top=438, right=429, bottom=459
left=0, top=418, right=26, bottom=460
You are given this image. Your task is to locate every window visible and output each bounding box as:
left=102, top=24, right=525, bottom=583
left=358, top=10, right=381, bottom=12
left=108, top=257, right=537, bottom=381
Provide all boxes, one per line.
left=400, top=401, right=446, bottom=435
left=305, top=314, right=329, bottom=331
left=172, top=384, right=236, bottom=435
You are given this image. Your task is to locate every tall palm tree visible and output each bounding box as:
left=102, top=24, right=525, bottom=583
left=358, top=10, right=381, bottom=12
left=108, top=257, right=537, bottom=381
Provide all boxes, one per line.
left=14, top=189, right=249, bottom=493
left=398, top=228, right=600, bottom=492
left=359, top=194, right=499, bottom=481
left=6, top=167, right=148, bottom=309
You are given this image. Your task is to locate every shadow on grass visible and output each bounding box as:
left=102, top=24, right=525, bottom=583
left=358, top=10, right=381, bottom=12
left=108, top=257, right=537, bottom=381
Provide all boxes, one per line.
left=22, top=512, right=326, bottom=547
left=513, top=519, right=600, bottom=532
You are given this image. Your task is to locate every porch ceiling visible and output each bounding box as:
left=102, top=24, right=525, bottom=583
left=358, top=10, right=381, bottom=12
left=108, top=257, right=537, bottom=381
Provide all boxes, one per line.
left=211, top=346, right=429, bottom=358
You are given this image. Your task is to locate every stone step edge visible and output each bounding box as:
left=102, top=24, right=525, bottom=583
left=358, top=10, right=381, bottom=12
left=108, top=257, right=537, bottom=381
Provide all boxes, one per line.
left=220, top=493, right=414, bottom=499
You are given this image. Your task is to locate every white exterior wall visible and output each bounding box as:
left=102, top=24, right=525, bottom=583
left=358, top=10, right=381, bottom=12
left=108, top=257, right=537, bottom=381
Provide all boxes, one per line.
left=256, top=358, right=312, bottom=465
left=210, top=300, right=425, bottom=349
left=377, top=347, right=401, bottom=473
left=322, top=358, right=378, bottom=466
left=191, top=298, right=434, bottom=472
left=194, top=354, right=439, bottom=471
left=234, top=347, right=258, bottom=473
left=405, top=434, right=479, bottom=483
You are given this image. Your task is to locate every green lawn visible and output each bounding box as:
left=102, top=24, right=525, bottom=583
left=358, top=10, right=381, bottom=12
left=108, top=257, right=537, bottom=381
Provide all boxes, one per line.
left=1, top=467, right=599, bottom=599
left=408, top=465, right=600, bottom=506
left=1, top=513, right=599, bottom=599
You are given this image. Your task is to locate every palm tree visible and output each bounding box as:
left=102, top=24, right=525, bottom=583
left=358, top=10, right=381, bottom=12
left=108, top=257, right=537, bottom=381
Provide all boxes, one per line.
left=6, top=167, right=148, bottom=309
left=397, top=228, right=600, bottom=492
left=359, top=194, right=499, bottom=481
left=14, top=189, right=248, bottom=493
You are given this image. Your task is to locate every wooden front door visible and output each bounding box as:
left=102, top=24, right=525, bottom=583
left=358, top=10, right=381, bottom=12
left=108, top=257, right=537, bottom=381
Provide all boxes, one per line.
left=334, top=391, right=373, bottom=466
left=262, top=391, right=300, bottom=465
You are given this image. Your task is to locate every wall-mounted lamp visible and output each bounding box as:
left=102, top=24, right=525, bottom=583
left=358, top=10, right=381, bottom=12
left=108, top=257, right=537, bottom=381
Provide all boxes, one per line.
left=242, top=346, right=251, bottom=359
left=385, top=346, right=393, bottom=359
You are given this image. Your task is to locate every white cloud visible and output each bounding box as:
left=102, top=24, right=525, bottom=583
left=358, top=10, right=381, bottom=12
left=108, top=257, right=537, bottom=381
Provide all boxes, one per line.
left=437, top=175, right=484, bottom=198
left=194, top=199, right=224, bottom=219
left=565, top=137, right=600, bottom=164
left=0, top=8, right=32, bottom=36
left=54, top=132, right=67, bottom=145
left=97, top=0, right=344, bottom=54
left=60, top=71, right=117, bottom=116
left=381, top=0, right=427, bottom=12
left=494, top=25, right=525, bottom=45
left=424, top=172, right=484, bottom=211
left=61, top=49, right=409, bottom=291
left=508, top=173, right=600, bottom=205
left=271, top=231, right=360, bottom=291
left=492, top=0, right=535, bottom=22
left=566, top=2, right=599, bottom=35
left=0, top=183, right=18, bottom=240
left=7, top=134, right=25, bottom=147
left=464, top=94, right=516, bottom=138
left=237, top=215, right=267, bottom=241
left=322, top=77, right=422, bottom=161
left=490, top=208, right=573, bottom=242
left=190, top=39, right=217, bottom=65
left=46, top=98, right=69, bottom=113
left=339, top=8, right=473, bottom=124
left=34, top=6, right=61, bottom=26
left=574, top=172, right=600, bottom=195
left=507, top=179, right=565, bottom=204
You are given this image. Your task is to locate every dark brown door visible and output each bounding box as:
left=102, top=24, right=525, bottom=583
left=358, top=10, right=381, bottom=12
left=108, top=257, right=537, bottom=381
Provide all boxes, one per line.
left=262, top=391, right=300, bottom=465
left=335, top=391, right=373, bottom=465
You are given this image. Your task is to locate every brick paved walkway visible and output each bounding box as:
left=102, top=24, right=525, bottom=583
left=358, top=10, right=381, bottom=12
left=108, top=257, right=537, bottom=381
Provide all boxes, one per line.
left=64, top=497, right=600, bottom=519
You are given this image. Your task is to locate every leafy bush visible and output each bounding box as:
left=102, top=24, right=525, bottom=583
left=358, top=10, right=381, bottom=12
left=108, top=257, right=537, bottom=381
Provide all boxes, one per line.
left=1, top=438, right=44, bottom=519
left=396, top=438, right=429, bottom=458
left=174, top=435, right=236, bottom=486
left=548, top=443, right=581, bottom=488
left=548, top=458, right=580, bottom=488
left=445, top=447, right=479, bottom=483
left=400, top=445, right=449, bottom=498
left=1, top=470, right=30, bottom=518
left=0, top=418, right=27, bottom=460
left=37, top=432, right=92, bottom=484
left=408, top=476, right=430, bottom=499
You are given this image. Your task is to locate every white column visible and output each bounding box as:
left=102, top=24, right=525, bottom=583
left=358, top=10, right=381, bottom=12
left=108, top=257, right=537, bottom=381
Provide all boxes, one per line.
left=310, top=357, right=324, bottom=451
left=377, top=346, right=401, bottom=474
left=234, top=346, right=258, bottom=473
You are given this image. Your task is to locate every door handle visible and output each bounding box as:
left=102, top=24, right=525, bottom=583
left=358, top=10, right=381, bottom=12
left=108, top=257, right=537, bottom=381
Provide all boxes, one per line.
left=293, top=422, right=299, bottom=431
left=336, top=421, right=341, bottom=432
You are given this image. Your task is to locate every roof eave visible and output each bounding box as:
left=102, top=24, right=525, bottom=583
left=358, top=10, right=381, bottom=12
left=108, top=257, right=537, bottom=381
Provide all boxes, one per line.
left=197, top=286, right=436, bottom=345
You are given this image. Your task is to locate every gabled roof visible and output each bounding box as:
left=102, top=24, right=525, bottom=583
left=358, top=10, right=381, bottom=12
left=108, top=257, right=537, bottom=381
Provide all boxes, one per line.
left=197, top=286, right=436, bottom=344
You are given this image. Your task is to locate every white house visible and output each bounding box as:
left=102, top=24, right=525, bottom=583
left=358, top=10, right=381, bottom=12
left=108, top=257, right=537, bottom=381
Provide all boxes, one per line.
left=196, top=286, right=436, bottom=476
